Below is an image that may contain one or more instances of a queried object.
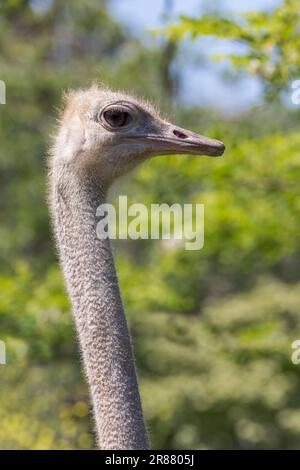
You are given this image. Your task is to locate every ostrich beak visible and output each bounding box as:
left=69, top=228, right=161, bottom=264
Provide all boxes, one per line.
left=146, top=124, right=225, bottom=157
left=123, top=123, right=225, bottom=157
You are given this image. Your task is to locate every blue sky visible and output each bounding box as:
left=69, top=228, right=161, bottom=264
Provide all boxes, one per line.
left=109, top=0, right=282, bottom=112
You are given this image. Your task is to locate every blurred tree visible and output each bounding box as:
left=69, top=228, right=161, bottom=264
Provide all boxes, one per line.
left=162, top=0, right=300, bottom=98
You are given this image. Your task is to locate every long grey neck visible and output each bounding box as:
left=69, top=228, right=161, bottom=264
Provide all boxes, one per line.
left=49, top=164, right=149, bottom=450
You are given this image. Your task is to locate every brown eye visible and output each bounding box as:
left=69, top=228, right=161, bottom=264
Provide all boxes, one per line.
left=103, top=109, right=132, bottom=128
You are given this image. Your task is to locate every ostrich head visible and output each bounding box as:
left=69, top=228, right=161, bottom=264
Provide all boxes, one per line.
left=52, top=85, right=225, bottom=184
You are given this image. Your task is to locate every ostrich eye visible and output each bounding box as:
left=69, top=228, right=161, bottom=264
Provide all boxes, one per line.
left=103, top=109, right=132, bottom=128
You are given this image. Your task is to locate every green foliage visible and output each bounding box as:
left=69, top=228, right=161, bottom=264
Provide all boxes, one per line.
left=138, top=278, right=300, bottom=449
left=0, top=262, right=93, bottom=449
left=163, top=0, right=300, bottom=96
left=0, top=363, right=93, bottom=449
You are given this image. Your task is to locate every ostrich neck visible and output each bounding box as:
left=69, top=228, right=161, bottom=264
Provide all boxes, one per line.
left=49, top=165, right=149, bottom=450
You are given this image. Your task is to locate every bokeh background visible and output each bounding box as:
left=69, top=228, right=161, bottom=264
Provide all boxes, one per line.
left=1, top=0, right=300, bottom=449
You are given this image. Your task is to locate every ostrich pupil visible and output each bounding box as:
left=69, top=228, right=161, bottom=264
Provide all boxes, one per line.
left=104, top=110, right=131, bottom=127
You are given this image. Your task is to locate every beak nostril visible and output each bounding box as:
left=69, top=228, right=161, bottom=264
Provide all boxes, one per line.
left=173, top=129, right=188, bottom=139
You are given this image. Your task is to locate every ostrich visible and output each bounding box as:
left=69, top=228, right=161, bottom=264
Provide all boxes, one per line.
left=48, top=85, right=225, bottom=450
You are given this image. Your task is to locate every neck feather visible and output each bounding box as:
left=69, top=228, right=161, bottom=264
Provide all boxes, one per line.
left=49, top=163, right=149, bottom=450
